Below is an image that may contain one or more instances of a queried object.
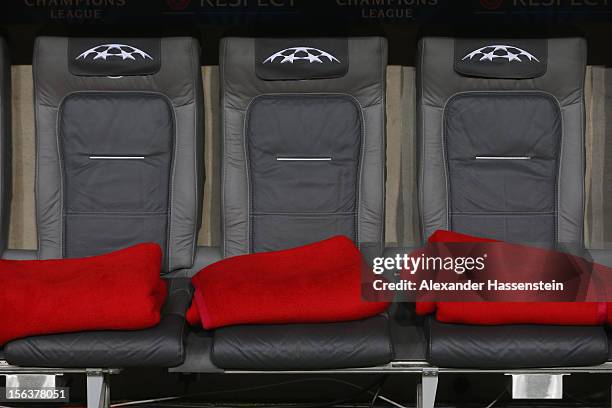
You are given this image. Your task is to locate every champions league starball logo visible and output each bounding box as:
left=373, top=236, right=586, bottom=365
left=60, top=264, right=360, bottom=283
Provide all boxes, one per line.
left=263, top=47, right=341, bottom=64
left=75, top=44, right=153, bottom=61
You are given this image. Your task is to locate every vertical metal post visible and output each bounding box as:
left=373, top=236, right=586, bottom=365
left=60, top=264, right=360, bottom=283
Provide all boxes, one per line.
left=86, top=371, right=109, bottom=408
left=417, top=368, right=438, bottom=408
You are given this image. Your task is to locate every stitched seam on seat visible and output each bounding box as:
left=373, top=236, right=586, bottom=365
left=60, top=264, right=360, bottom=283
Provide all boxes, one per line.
left=221, top=39, right=228, bottom=257
left=188, top=38, right=200, bottom=270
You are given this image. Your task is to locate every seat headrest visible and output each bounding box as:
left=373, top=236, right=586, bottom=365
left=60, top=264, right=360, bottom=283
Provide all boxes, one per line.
left=254, top=38, right=348, bottom=81
left=454, top=38, right=547, bottom=79
left=68, top=38, right=161, bottom=76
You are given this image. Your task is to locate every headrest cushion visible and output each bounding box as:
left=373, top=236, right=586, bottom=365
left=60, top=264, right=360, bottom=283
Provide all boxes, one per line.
left=454, top=38, right=547, bottom=79
left=255, top=38, right=348, bottom=81
left=68, top=38, right=161, bottom=76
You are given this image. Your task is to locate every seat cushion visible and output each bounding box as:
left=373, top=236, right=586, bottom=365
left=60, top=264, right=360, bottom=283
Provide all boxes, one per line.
left=428, top=318, right=608, bottom=368
left=3, top=279, right=191, bottom=368
left=212, top=315, right=392, bottom=370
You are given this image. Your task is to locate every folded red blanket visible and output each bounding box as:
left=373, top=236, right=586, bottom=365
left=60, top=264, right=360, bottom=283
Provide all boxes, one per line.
left=0, top=243, right=167, bottom=345
left=416, top=231, right=608, bottom=326
left=187, top=236, right=390, bottom=329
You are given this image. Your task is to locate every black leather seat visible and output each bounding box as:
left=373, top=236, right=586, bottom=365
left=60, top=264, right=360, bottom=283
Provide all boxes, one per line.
left=2, top=36, right=204, bottom=368
left=4, top=279, right=191, bottom=368
left=175, top=37, right=392, bottom=371
left=428, top=318, right=607, bottom=369
left=417, top=36, right=608, bottom=368
left=213, top=316, right=392, bottom=370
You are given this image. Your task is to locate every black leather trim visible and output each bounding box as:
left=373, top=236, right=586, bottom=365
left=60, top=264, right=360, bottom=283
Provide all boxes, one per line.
left=68, top=38, right=161, bottom=77
left=212, top=315, right=393, bottom=370
left=389, top=304, right=427, bottom=361
left=255, top=38, right=349, bottom=81
left=606, top=328, right=612, bottom=361
left=454, top=39, right=547, bottom=79
left=4, top=279, right=191, bottom=368
left=428, top=318, right=608, bottom=368
left=0, top=38, right=10, bottom=256
left=169, top=330, right=223, bottom=373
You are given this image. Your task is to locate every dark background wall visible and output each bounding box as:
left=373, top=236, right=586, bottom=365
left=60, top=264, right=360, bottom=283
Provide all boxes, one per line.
left=1, top=0, right=612, bottom=65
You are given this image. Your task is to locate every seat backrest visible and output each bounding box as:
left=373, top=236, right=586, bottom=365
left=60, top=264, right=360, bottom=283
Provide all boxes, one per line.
left=220, top=37, right=387, bottom=257
left=33, top=37, right=203, bottom=272
left=0, top=38, right=10, bottom=255
left=418, top=37, right=586, bottom=247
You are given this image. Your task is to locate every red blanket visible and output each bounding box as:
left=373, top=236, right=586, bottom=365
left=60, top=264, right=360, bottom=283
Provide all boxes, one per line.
left=0, top=243, right=167, bottom=345
left=187, top=236, right=389, bottom=329
left=416, top=231, right=608, bottom=325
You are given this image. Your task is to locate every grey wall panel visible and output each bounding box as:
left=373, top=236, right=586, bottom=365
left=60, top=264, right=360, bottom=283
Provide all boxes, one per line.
left=385, top=66, right=402, bottom=246
left=199, top=66, right=222, bottom=248
left=398, top=67, right=420, bottom=247
left=8, top=65, right=36, bottom=251
left=584, top=66, right=606, bottom=249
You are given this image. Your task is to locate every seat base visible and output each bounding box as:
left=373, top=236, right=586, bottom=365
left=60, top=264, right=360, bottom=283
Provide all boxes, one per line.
left=428, top=318, right=608, bottom=369
left=3, top=279, right=191, bottom=368
left=212, top=315, right=393, bottom=370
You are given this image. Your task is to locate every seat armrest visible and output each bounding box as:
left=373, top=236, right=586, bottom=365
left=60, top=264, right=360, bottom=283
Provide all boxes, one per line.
left=371, top=247, right=422, bottom=303
left=165, top=246, right=222, bottom=278
left=162, top=278, right=193, bottom=317
left=162, top=247, right=222, bottom=315
left=1, top=249, right=38, bottom=260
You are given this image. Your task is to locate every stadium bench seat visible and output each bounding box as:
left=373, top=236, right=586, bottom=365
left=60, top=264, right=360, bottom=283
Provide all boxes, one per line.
left=417, top=36, right=608, bottom=368
left=172, top=36, right=394, bottom=371
left=2, top=36, right=204, bottom=369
